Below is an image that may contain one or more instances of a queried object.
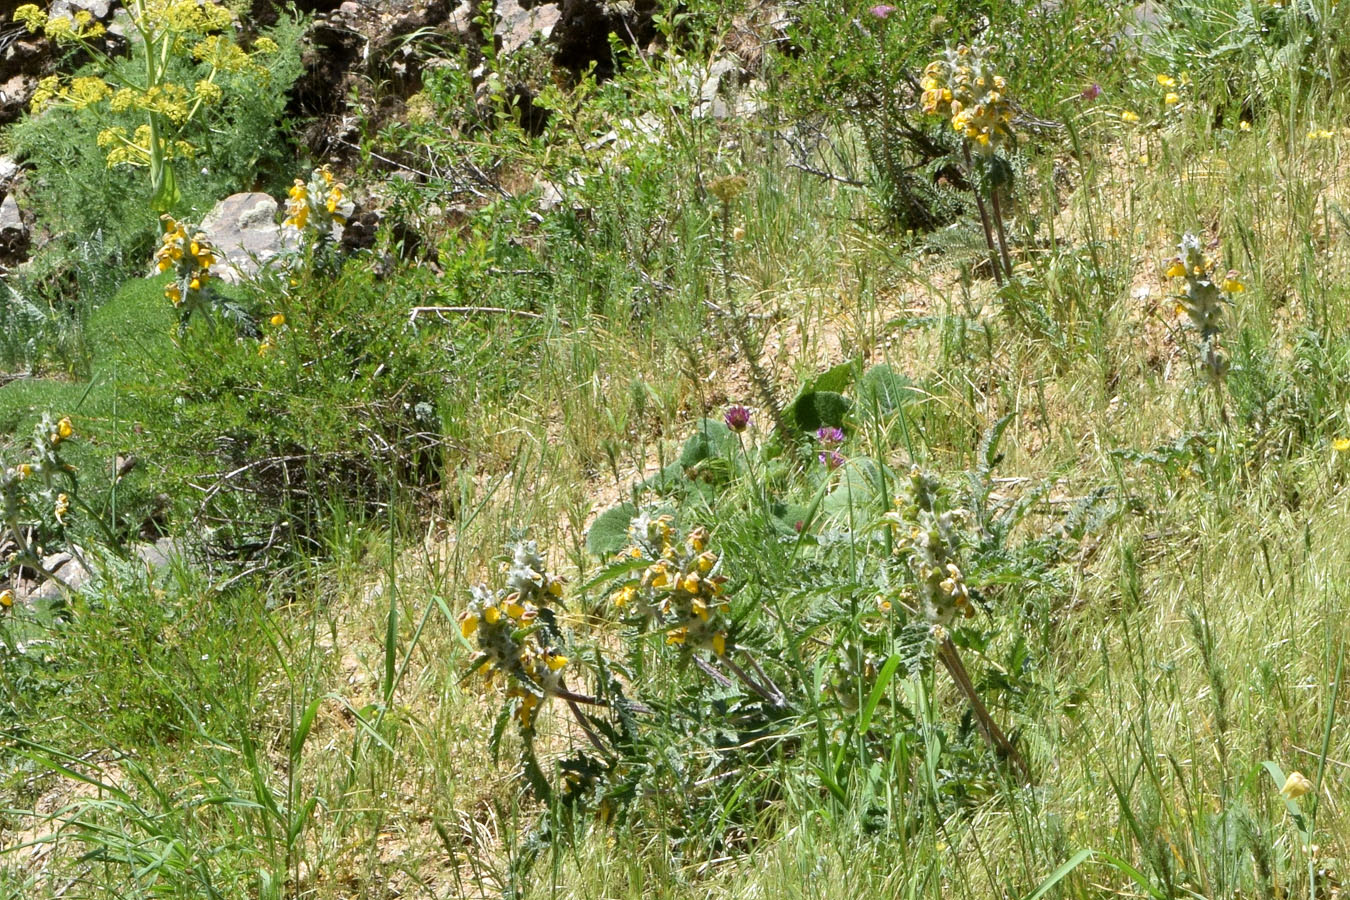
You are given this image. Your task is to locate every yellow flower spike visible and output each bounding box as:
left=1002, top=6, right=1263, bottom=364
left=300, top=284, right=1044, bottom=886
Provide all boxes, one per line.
left=459, top=612, right=479, bottom=638
left=504, top=600, right=525, bottom=620
left=545, top=654, right=568, bottom=671
left=483, top=605, right=501, bottom=625
left=681, top=573, right=701, bottom=594
left=614, top=585, right=636, bottom=607
left=270, top=313, right=286, bottom=327
left=712, top=632, right=727, bottom=656
left=627, top=546, right=643, bottom=559
left=1281, top=771, right=1314, bottom=799
left=1333, top=438, right=1350, bottom=452
left=696, top=551, right=716, bottom=574
left=1166, top=261, right=1187, bottom=278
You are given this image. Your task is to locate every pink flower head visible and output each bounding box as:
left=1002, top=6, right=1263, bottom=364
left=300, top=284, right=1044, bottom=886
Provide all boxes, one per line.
left=816, top=426, right=845, bottom=447
left=869, top=4, right=895, bottom=18
left=724, top=405, right=751, bottom=433
left=819, top=450, right=846, bottom=471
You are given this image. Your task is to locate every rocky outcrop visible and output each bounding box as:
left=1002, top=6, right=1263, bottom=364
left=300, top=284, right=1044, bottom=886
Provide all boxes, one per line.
left=199, top=191, right=288, bottom=284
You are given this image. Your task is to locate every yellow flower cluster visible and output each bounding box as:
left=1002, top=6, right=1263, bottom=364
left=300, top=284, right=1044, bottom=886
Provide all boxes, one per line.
left=1165, top=233, right=1239, bottom=379
left=154, top=216, right=216, bottom=307
left=99, top=125, right=195, bottom=169
left=612, top=514, right=731, bottom=657
left=459, top=541, right=570, bottom=730
left=886, top=466, right=975, bottom=624
left=920, top=45, right=1014, bottom=152
left=283, top=165, right=355, bottom=239
left=1165, top=233, right=1241, bottom=336
left=15, top=4, right=106, bottom=42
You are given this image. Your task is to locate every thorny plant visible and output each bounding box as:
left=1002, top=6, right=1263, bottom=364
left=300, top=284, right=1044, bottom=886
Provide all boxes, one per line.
left=1, top=415, right=121, bottom=600
left=1166, top=232, right=1243, bottom=385
left=921, top=43, right=1018, bottom=284
left=881, top=465, right=1031, bottom=780
left=282, top=165, right=355, bottom=254
left=707, top=174, right=793, bottom=442
left=154, top=215, right=216, bottom=325
left=18, top=0, right=281, bottom=211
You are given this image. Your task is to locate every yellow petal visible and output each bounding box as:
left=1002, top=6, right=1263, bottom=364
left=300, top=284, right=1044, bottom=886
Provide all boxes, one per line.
left=1281, top=771, right=1313, bottom=799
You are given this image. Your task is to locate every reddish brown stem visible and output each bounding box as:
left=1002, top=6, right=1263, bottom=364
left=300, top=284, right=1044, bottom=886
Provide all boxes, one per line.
left=937, top=636, right=1031, bottom=784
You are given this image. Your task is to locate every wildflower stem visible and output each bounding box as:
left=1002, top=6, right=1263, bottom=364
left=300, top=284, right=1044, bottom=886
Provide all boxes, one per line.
left=936, top=634, right=1030, bottom=783
left=721, top=654, right=787, bottom=707
left=963, top=143, right=1004, bottom=286
left=717, top=197, right=793, bottom=443
left=564, top=698, right=611, bottom=755
left=989, top=183, right=1014, bottom=276
left=693, top=654, right=735, bottom=688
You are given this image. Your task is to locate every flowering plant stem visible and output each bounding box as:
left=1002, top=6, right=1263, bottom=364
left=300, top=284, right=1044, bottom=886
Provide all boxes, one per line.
left=936, top=634, right=1030, bottom=782
left=716, top=196, right=793, bottom=442
left=963, top=143, right=1005, bottom=286
left=966, top=145, right=1009, bottom=284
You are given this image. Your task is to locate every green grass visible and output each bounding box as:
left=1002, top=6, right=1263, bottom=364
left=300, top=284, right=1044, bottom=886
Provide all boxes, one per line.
left=6, top=0, right=1350, bottom=897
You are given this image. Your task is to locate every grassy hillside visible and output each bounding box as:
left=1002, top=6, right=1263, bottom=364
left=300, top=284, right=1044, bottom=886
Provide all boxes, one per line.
left=4, top=0, right=1350, bottom=897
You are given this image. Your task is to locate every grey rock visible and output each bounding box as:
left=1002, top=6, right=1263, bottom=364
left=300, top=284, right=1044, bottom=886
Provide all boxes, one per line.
left=0, top=193, right=29, bottom=264
left=0, top=156, right=20, bottom=185
left=50, top=0, right=114, bottom=22
left=338, top=0, right=359, bottom=15
left=495, top=0, right=560, bottom=55
left=134, top=538, right=178, bottom=573
left=199, top=192, right=284, bottom=284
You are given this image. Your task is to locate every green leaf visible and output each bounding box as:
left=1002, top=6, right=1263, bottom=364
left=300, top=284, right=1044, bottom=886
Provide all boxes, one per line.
left=586, top=502, right=637, bottom=558
left=785, top=390, right=852, bottom=433
left=857, top=364, right=917, bottom=416
left=1021, top=849, right=1093, bottom=900
left=290, top=696, right=323, bottom=761
left=678, top=418, right=735, bottom=467
left=805, top=360, right=858, bottom=394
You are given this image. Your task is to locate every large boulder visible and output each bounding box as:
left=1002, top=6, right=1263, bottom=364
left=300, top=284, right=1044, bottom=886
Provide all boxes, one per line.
left=199, top=191, right=287, bottom=284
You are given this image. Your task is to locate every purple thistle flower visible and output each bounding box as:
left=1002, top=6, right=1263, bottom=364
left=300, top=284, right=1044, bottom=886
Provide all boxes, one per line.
left=724, top=405, right=751, bottom=433
left=1081, top=83, right=1102, bottom=102
left=869, top=4, right=895, bottom=17
left=816, top=426, right=845, bottom=447
left=819, top=450, right=846, bottom=471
